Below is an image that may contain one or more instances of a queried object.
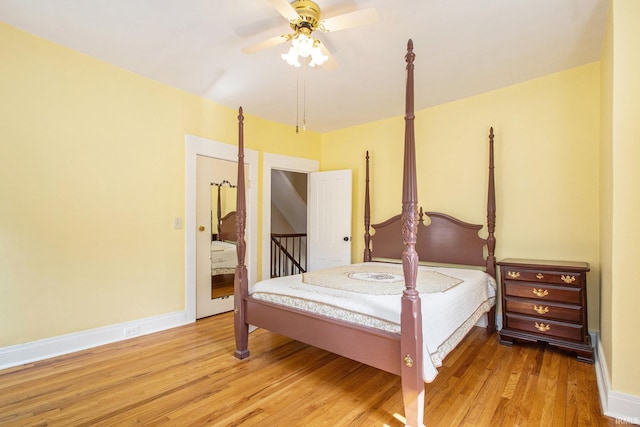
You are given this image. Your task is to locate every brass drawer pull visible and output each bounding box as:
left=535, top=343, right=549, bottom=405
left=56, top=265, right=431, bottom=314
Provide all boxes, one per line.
left=532, top=288, right=549, bottom=297
left=561, top=275, right=576, bottom=284
left=533, top=305, right=549, bottom=314
left=507, top=271, right=520, bottom=279
left=536, top=273, right=544, bottom=279
left=535, top=322, right=551, bottom=332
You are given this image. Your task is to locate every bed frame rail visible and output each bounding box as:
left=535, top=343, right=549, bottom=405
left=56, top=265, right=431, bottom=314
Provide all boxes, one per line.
left=245, top=298, right=402, bottom=375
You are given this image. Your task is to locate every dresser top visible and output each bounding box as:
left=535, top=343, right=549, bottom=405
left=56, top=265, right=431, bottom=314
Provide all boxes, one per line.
left=497, top=258, right=590, bottom=272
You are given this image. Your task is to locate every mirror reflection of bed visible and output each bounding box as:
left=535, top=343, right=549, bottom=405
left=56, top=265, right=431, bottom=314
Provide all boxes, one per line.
left=210, top=181, right=237, bottom=300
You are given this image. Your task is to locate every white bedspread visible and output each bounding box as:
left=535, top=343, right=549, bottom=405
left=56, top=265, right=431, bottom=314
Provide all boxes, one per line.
left=250, top=262, right=496, bottom=382
left=210, top=241, right=237, bottom=275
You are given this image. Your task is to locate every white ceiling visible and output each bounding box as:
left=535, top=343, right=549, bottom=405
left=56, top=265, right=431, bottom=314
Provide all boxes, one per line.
left=0, top=0, right=609, bottom=133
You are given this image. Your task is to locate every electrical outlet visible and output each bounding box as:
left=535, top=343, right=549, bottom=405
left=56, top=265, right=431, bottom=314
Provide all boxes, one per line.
left=124, top=326, right=140, bottom=338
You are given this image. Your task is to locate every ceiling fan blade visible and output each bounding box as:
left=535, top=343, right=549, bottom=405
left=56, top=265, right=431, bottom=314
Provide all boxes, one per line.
left=268, top=0, right=300, bottom=22
left=242, top=34, right=289, bottom=54
left=320, top=8, right=378, bottom=32
left=318, top=42, right=338, bottom=70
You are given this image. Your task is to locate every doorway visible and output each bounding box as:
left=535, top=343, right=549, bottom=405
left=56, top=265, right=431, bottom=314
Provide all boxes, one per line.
left=261, top=153, right=318, bottom=281
left=270, top=169, right=308, bottom=277
left=261, top=153, right=353, bottom=278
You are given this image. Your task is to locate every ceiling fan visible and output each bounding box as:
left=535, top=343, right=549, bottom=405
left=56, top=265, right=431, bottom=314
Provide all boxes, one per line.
left=242, top=0, right=379, bottom=68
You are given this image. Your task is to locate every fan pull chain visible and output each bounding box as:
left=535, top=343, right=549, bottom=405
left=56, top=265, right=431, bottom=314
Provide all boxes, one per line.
left=295, top=66, right=307, bottom=134
left=303, top=66, right=307, bottom=131
left=296, top=68, right=300, bottom=134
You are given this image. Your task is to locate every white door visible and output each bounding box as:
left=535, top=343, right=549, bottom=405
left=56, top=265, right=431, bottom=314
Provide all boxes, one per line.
left=196, top=155, right=234, bottom=318
left=307, top=169, right=352, bottom=271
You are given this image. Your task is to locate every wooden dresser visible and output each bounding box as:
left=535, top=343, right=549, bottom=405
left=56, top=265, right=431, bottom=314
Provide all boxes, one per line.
left=497, top=258, right=593, bottom=363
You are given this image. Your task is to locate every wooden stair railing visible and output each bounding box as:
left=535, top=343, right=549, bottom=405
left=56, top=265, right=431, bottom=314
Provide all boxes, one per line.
left=270, top=233, right=306, bottom=277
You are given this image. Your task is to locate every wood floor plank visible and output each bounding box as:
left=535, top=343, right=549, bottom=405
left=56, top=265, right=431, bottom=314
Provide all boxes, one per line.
left=505, top=345, right=540, bottom=425
left=0, top=312, right=616, bottom=426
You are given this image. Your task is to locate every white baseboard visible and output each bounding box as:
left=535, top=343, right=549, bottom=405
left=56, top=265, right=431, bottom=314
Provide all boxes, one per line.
left=593, top=332, right=640, bottom=424
left=0, top=310, right=191, bottom=370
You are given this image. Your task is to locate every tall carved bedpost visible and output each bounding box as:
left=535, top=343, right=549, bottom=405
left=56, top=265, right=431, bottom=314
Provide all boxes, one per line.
left=234, top=107, right=250, bottom=359
left=363, top=151, right=372, bottom=262
left=485, top=127, right=497, bottom=334
left=486, top=127, right=496, bottom=278
left=400, top=39, right=425, bottom=427
left=216, top=184, right=222, bottom=240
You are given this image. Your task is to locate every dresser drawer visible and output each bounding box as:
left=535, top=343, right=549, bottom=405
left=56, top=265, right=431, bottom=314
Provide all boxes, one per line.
left=502, top=268, right=584, bottom=287
left=504, top=282, right=581, bottom=304
left=505, top=314, right=584, bottom=342
left=504, top=298, right=582, bottom=323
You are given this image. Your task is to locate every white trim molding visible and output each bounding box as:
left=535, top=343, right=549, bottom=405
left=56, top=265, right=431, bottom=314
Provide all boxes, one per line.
left=593, top=332, right=640, bottom=424
left=0, top=311, right=188, bottom=370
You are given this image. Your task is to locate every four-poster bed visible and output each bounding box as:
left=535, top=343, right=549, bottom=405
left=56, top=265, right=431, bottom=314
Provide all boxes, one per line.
left=232, top=40, right=497, bottom=427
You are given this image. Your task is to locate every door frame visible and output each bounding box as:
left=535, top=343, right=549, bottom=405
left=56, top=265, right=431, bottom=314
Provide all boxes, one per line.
left=262, top=153, right=318, bottom=281
left=185, top=134, right=258, bottom=323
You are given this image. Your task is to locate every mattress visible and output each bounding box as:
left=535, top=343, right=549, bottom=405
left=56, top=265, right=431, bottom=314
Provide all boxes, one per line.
left=250, top=262, right=496, bottom=382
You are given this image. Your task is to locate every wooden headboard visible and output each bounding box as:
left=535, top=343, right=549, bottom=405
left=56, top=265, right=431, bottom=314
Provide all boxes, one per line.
left=219, top=211, right=237, bottom=243
left=368, top=210, right=485, bottom=265
left=363, top=128, right=497, bottom=278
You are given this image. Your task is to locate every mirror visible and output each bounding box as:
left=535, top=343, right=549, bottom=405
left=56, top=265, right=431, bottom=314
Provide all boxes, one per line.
left=209, top=178, right=237, bottom=300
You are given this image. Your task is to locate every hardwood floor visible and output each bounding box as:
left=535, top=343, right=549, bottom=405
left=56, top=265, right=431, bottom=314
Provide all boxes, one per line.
left=211, top=273, right=234, bottom=299
left=0, top=312, right=616, bottom=426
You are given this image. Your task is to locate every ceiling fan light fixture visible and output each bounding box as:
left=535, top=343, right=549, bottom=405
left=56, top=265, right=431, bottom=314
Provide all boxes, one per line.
left=281, top=32, right=327, bottom=68
left=308, top=42, right=328, bottom=67
left=281, top=45, right=301, bottom=67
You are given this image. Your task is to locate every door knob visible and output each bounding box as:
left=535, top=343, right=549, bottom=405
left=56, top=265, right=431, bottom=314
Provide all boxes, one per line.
left=199, top=226, right=205, bottom=232
left=343, top=236, right=349, bottom=241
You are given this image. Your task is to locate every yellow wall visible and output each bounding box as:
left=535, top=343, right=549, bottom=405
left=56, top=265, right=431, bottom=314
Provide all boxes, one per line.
left=600, top=0, right=640, bottom=397
left=0, top=22, right=321, bottom=346
left=322, top=63, right=601, bottom=331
